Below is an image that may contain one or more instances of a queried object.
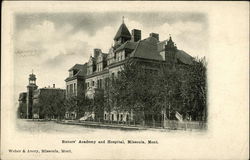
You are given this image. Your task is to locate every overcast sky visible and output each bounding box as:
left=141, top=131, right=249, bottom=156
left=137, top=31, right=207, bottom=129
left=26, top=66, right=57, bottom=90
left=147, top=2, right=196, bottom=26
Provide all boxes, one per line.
left=14, top=12, right=208, bottom=102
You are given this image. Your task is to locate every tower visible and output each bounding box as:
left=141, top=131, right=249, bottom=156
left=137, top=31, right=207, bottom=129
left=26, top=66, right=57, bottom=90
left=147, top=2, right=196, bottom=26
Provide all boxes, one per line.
left=113, top=17, right=131, bottom=49
left=26, top=71, right=38, bottom=119
left=165, top=35, right=177, bottom=68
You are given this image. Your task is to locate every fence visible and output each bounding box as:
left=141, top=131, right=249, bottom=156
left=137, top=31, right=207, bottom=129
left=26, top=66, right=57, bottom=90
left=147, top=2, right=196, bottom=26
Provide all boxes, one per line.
left=163, top=120, right=207, bottom=130
left=73, top=119, right=206, bottom=130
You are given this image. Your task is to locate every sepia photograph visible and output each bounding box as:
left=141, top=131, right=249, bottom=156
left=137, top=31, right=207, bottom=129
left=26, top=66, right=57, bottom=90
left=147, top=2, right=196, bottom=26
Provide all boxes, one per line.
left=15, top=11, right=208, bottom=132
left=1, top=1, right=249, bottom=160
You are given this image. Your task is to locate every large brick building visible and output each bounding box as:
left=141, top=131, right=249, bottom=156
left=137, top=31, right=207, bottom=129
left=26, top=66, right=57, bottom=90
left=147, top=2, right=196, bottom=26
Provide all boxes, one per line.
left=84, top=21, right=193, bottom=122
left=17, top=73, right=66, bottom=119
left=32, top=85, right=66, bottom=119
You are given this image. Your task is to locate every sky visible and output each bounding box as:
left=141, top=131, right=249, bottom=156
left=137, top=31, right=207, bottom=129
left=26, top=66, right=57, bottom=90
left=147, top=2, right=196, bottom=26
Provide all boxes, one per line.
left=14, top=12, right=208, bottom=102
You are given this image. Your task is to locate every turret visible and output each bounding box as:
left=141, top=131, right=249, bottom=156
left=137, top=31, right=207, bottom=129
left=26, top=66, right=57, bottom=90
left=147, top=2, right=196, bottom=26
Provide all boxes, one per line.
left=113, top=17, right=131, bottom=49
left=26, top=71, right=38, bottom=119
left=165, top=35, right=177, bottom=68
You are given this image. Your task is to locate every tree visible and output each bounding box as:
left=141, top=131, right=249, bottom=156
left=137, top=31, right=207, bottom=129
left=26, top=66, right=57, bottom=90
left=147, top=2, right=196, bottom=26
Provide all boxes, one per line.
left=179, top=57, right=207, bottom=121
left=64, top=95, right=93, bottom=119
left=17, top=103, right=27, bottom=118
left=108, top=59, right=162, bottom=123
left=33, top=92, right=66, bottom=120
left=106, top=56, right=207, bottom=123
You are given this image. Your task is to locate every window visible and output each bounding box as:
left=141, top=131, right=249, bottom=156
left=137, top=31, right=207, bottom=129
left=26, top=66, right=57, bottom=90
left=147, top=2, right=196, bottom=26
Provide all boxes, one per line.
left=117, top=114, right=119, bottom=121
left=70, top=84, right=73, bottom=95
left=73, top=83, right=76, bottom=95
left=120, top=114, right=123, bottom=121
left=98, top=79, right=102, bottom=88
left=112, top=114, right=114, bottom=121
left=112, top=73, right=115, bottom=80
left=126, top=115, right=129, bottom=121
left=104, top=114, right=106, bottom=120
left=92, top=81, right=95, bottom=87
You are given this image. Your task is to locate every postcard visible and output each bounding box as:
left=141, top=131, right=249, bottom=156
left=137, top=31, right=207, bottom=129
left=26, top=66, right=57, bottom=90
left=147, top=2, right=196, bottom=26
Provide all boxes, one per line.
left=1, top=1, right=249, bottom=159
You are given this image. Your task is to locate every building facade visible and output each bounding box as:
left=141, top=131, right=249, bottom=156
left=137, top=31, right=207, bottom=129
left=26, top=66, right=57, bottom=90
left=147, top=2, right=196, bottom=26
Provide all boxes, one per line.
left=17, top=73, right=66, bottom=119
left=32, top=86, right=66, bottom=119
left=17, top=92, right=27, bottom=118
left=84, top=21, right=193, bottom=123
left=65, top=63, right=87, bottom=98
left=64, top=63, right=87, bottom=119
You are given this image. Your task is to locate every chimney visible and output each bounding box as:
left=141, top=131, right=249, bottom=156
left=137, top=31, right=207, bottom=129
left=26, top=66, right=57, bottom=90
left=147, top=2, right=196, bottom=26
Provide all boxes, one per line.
left=131, top=29, right=141, bottom=42
left=93, top=48, right=101, bottom=58
left=150, top=33, right=159, bottom=41
left=53, top=84, right=55, bottom=88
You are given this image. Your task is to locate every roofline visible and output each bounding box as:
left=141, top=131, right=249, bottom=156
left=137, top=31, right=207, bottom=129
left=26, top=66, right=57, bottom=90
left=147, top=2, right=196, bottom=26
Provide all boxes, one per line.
left=68, top=63, right=85, bottom=71
left=65, top=75, right=85, bottom=82
left=38, top=88, right=66, bottom=90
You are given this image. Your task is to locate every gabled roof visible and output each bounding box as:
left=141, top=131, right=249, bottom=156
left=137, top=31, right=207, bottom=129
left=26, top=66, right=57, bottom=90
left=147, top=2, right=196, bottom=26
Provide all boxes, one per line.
left=130, top=36, right=164, bottom=61
left=114, top=23, right=131, bottom=40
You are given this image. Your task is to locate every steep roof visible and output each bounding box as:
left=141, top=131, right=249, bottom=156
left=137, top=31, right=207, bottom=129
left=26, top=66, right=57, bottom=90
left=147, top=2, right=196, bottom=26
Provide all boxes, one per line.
left=158, top=39, right=193, bottom=65
left=114, top=23, right=131, bottom=40
left=77, top=63, right=87, bottom=76
left=65, top=63, right=87, bottom=82
left=176, top=50, right=193, bottom=65
left=115, top=41, right=138, bottom=52
left=69, top=64, right=85, bottom=71
left=130, top=36, right=164, bottom=61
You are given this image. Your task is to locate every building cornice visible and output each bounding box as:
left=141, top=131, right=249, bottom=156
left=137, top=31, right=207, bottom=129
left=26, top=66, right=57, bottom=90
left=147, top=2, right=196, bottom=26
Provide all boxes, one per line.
left=85, top=69, right=109, bottom=79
